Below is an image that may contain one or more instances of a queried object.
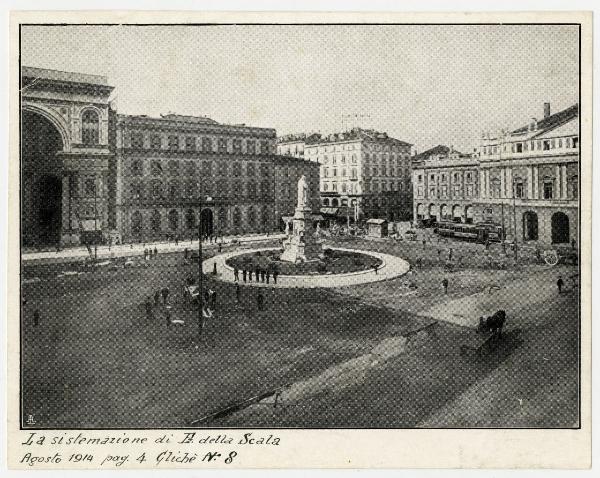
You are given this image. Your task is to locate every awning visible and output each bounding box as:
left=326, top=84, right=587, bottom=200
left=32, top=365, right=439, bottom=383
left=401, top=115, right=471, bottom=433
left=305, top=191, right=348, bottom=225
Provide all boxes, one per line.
left=282, top=215, right=294, bottom=222
left=311, top=214, right=325, bottom=221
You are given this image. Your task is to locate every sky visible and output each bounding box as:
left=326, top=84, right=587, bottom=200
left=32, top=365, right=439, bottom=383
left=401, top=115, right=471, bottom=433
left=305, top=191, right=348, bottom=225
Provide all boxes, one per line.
left=21, top=24, right=579, bottom=153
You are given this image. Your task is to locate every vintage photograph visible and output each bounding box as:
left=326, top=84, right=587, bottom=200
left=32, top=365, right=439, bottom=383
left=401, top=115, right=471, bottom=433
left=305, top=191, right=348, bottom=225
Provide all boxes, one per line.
left=18, top=22, right=581, bottom=430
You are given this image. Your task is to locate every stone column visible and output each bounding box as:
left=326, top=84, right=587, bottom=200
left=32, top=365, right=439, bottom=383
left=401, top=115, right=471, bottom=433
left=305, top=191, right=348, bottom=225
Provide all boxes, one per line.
left=500, top=168, right=505, bottom=198
left=479, top=170, right=485, bottom=198
left=506, top=167, right=513, bottom=198
left=485, top=170, right=491, bottom=198
left=527, top=166, right=533, bottom=199
left=61, top=173, right=71, bottom=232
left=533, top=166, right=539, bottom=199
left=561, top=165, right=568, bottom=199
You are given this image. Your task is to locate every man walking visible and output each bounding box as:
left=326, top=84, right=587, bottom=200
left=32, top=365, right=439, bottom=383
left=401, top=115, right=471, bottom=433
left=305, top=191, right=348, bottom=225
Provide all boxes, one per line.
left=243, top=269, right=247, bottom=283
left=557, top=276, right=564, bottom=294
left=255, top=266, right=260, bottom=282
left=448, top=248, right=453, bottom=261
left=234, top=268, right=239, bottom=282
left=161, top=287, right=170, bottom=305
left=261, top=269, right=266, bottom=283
left=154, top=246, right=158, bottom=258
left=266, top=270, right=270, bottom=284
left=236, top=283, right=241, bottom=302
left=442, top=278, right=449, bottom=294
left=273, top=270, right=278, bottom=285
left=209, top=288, right=217, bottom=310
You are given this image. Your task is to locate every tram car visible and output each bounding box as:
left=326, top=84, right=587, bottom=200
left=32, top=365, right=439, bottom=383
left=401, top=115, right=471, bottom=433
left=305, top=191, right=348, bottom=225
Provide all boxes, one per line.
left=434, top=222, right=504, bottom=243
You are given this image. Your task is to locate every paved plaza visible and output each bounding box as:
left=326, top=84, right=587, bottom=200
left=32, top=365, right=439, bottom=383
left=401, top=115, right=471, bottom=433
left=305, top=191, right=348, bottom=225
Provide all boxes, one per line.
left=20, top=235, right=579, bottom=428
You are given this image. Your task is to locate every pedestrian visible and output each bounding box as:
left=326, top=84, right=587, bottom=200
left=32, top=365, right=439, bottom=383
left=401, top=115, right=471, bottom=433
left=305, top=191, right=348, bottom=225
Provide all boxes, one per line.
left=161, top=287, right=170, bottom=305
left=145, top=297, right=153, bottom=320
left=442, top=278, right=449, bottom=294
left=257, top=290, right=264, bottom=311
left=209, top=288, right=217, bottom=310
left=184, top=248, right=189, bottom=259
left=273, top=270, right=278, bottom=284
left=175, top=235, right=179, bottom=246
left=154, top=291, right=161, bottom=306
left=242, top=269, right=247, bottom=283
left=261, top=269, right=266, bottom=283
left=255, top=266, right=260, bottom=282
left=422, top=238, right=426, bottom=249
left=165, top=309, right=171, bottom=327
left=234, top=268, right=239, bottom=281
left=448, top=248, right=453, bottom=261
left=374, top=265, right=378, bottom=275
left=33, top=309, right=40, bottom=327
left=557, top=276, right=564, bottom=294
left=236, top=283, right=241, bottom=302
left=154, top=247, right=158, bottom=258
left=485, top=239, right=490, bottom=251
left=213, top=262, right=217, bottom=275
left=203, top=288, right=210, bottom=306
left=218, top=242, right=222, bottom=253
left=266, top=270, right=270, bottom=284
left=144, top=248, right=148, bottom=260
left=416, top=257, right=423, bottom=269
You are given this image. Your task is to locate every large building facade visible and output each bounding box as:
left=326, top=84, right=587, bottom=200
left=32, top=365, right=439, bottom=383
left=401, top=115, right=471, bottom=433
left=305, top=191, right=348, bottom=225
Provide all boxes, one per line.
left=21, top=66, right=319, bottom=246
left=21, top=66, right=115, bottom=247
left=412, top=103, right=579, bottom=245
left=278, top=128, right=413, bottom=222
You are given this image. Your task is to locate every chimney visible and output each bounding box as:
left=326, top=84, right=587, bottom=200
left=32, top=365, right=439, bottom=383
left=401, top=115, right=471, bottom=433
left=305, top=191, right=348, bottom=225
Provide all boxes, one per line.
left=544, top=102, right=551, bottom=119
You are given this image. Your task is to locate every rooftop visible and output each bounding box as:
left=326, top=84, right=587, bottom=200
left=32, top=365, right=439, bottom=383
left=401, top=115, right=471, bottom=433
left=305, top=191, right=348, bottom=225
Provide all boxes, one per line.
left=21, top=66, right=109, bottom=86
left=512, top=103, right=579, bottom=135
left=302, top=128, right=412, bottom=146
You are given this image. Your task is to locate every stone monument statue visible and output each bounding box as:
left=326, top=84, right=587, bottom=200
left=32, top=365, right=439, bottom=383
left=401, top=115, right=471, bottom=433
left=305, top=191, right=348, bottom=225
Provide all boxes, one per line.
left=280, top=174, right=323, bottom=263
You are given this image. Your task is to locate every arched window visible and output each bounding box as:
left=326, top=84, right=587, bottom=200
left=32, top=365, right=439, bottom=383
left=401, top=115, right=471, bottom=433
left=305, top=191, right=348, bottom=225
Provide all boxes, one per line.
left=151, top=210, right=161, bottom=232
left=233, top=208, right=242, bottom=229
left=218, top=208, right=227, bottom=230
left=185, top=209, right=196, bottom=230
left=81, top=109, right=100, bottom=145
left=248, top=207, right=257, bottom=229
left=168, top=210, right=179, bottom=231
left=131, top=211, right=142, bottom=235
left=322, top=198, right=330, bottom=206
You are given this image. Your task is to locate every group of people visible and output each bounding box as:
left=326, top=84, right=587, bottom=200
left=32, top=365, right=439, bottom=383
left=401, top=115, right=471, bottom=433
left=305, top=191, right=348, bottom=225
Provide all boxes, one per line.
left=233, top=267, right=278, bottom=285
left=143, top=247, right=159, bottom=260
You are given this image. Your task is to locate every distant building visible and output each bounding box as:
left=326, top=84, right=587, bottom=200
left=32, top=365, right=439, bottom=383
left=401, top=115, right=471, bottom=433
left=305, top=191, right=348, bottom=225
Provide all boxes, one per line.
left=412, top=103, right=579, bottom=245
left=278, top=128, right=413, bottom=222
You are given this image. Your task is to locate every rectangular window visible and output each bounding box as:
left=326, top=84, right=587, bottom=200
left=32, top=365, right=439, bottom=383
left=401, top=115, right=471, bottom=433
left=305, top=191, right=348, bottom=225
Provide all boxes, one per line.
left=185, top=136, right=196, bottom=151
left=131, top=132, right=144, bottom=149
left=572, top=136, right=579, bottom=148
left=543, top=182, right=553, bottom=199
left=202, top=138, right=212, bottom=152
left=151, top=134, right=162, bottom=149
left=84, top=178, right=96, bottom=197
left=168, top=135, right=179, bottom=151
left=516, top=143, right=523, bottom=153
left=543, top=140, right=550, bottom=151
left=515, top=183, right=524, bottom=198
left=218, top=138, right=227, bottom=153
left=246, top=140, right=256, bottom=154
left=259, top=140, right=268, bottom=154
left=233, top=139, right=242, bottom=153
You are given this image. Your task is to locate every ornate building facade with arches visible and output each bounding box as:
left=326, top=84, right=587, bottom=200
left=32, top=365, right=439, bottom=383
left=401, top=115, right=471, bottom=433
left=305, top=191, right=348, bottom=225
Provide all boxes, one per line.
left=412, top=103, right=579, bottom=246
left=21, top=66, right=115, bottom=246
left=21, top=66, right=320, bottom=246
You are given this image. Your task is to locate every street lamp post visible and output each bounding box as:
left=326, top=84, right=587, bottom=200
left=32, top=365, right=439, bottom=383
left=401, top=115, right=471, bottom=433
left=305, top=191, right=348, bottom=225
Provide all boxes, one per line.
left=197, top=196, right=211, bottom=341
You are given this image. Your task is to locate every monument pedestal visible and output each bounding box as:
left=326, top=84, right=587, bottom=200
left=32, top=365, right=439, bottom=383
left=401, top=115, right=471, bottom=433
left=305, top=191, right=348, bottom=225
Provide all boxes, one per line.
left=280, top=206, right=323, bottom=263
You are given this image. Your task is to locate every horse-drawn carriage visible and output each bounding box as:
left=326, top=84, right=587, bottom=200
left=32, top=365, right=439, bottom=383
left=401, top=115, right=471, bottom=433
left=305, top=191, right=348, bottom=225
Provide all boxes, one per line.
left=459, top=310, right=506, bottom=358
left=542, top=247, right=578, bottom=266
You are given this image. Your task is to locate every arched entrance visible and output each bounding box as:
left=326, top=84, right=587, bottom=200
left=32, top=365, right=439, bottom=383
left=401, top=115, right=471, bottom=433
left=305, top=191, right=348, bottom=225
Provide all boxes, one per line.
left=523, top=211, right=539, bottom=241
left=22, top=111, right=64, bottom=246
left=37, top=175, right=63, bottom=245
left=551, top=212, right=570, bottom=244
left=200, top=208, right=214, bottom=237
left=428, top=204, right=438, bottom=222
left=452, top=205, right=462, bottom=223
